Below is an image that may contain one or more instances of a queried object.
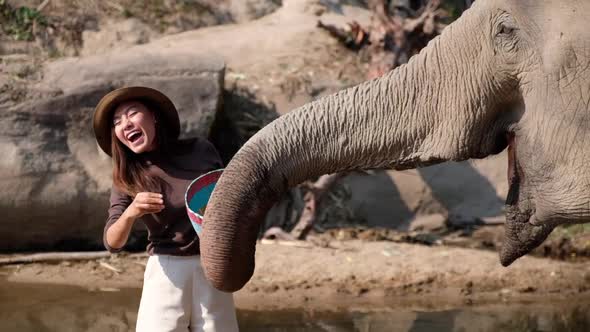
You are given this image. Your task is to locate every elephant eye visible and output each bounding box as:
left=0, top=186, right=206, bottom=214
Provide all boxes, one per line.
left=494, top=12, right=519, bottom=38
left=498, top=24, right=515, bottom=36
left=493, top=12, right=520, bottom=55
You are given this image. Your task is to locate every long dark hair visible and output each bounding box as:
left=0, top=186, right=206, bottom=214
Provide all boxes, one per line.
left=110, top=100, right=175, bottom=196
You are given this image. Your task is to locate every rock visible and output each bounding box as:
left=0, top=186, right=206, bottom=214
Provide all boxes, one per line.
left=81, top=19, right=158, bottom=57
left=0, top=47, right=224, bottom=251
left=229, top=0, right=282, bottom=23
left=43, top=48, right=224, bottom=140
left=409, top=214, right=447, bottom=232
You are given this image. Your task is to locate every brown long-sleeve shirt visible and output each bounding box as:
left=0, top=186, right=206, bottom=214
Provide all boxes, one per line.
left=105, top=138, right=223, bottom=256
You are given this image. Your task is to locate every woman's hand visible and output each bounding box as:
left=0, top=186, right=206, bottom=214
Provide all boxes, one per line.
left=105, top=192, right=164, bottom=251
left=127, top=192, right=165, bottom=218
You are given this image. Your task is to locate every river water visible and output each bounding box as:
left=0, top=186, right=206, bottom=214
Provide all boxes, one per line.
left=1, top=282, right=589, bottom=331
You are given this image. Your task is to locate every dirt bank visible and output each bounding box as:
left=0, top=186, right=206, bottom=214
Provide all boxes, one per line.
left=3, top=240, right=590, bottom=311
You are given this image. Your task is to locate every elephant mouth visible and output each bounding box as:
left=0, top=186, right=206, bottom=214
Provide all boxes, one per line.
left=505, top=132, right=526, bottom=217
left=500, top=132, right=553, bottom=266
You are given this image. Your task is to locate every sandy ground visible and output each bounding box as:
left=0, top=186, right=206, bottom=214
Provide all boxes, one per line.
left=2, top=240, right=590, bottom=312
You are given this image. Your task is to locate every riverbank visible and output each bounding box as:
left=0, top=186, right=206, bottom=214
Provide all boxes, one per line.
left=3, top=240, right=590, bottom=312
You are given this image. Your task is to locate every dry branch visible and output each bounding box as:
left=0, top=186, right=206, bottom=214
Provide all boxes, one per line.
left=263, top=226, right=297, bottom=241
left=259, top=238, right=314, bottom=248
left=320, top=0, right=450, bottom=79
left=99, top=261, right=122, bottom=274
left=290, top=173, right=349, bottom=240
left=0, top=251, right=112, bottom=265
left=317, top=20, right=368, bottom=50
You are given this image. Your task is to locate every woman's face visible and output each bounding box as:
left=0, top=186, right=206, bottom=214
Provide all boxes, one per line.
left=113, top=101, right=158, bottom=154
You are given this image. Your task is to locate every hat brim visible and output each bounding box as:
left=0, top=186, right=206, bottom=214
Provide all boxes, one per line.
left=93, top=86, right=180, bottom=156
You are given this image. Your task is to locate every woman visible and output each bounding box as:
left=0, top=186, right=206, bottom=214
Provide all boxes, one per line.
left=93, top=86, right=239, bottom=332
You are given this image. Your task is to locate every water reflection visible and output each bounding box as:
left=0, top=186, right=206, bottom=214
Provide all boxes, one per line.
left=239, top=306, right=590, bottom=332
left=1, top=282, right=589, bottom=331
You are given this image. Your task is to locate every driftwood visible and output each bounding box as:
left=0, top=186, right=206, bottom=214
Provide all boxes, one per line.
left=0, top=251, right=135, bottom=265
left=367, top=0, right=448, bottom=78
left=262, top=171, right=373, bottom=241
left=290, top=173, right=349, bottom=240
left=263, top=226, right=297, bottom=241
left=259, top=238, right=314, bottom=248
left=317, top=20, right=369, bottom=50
left=319, top=0, right=451, bottom=79
left=99, top=261, right=122, bottom=274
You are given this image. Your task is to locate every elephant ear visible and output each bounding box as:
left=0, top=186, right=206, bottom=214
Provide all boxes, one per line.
left=499, top=210, right=555, bottom=266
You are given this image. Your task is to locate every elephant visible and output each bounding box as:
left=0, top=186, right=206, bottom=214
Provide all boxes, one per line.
left=200, top=0, right=590, bottom=292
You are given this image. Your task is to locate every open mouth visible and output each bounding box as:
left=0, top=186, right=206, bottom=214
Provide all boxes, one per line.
left=126, top=130, right=144, bottom=145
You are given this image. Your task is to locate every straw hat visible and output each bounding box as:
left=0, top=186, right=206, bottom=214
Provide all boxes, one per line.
left=93, top=86, right=180, bottom=156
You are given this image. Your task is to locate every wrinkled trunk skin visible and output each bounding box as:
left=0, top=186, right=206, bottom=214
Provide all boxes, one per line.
left=201, top=7, right=499, bottom=292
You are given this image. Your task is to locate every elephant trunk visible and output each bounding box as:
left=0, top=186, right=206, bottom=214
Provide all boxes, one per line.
left=201, top=8, right=499, bottom=292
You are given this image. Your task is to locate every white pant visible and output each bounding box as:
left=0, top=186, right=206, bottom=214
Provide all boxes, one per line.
left=136, top=255, right=239, bottom=332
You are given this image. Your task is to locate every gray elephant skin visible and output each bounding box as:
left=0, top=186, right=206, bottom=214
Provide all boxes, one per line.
left=200, top=0, right=590, bottom=292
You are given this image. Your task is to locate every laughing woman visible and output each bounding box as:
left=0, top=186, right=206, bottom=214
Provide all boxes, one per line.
left=93, top=86, right=239, bottom=332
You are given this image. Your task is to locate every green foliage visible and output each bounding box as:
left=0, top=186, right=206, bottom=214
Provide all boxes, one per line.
left=0, top=0, right=47, bottom=41
left=441, top=0, right=468, bottom=22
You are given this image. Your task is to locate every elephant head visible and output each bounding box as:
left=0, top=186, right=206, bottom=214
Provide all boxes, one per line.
left=200, top=0, right=590, bottom=292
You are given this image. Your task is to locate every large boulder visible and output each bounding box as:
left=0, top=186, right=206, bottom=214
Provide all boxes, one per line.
left=80, top=18, right=158, bottom=57
left=0, top=47, right=224, bottom=251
